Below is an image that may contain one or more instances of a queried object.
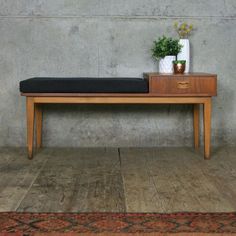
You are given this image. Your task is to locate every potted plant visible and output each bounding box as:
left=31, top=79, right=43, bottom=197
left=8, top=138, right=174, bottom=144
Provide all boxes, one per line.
left=152, top=36, right=182, bottom=73
left=174, top=22, right=194, bottom=73
left=173, top=60, right=186, bottom=74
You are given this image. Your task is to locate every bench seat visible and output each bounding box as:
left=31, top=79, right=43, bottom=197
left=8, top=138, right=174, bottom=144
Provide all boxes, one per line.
left=20, top=77, right=149, bottom=93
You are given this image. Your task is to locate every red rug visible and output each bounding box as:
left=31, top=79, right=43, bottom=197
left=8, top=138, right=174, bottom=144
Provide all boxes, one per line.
left=0, top=212, right=236, bottom=235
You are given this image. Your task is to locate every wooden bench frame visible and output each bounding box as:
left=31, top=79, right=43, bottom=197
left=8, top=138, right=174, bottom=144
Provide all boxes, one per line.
left=22, top=94, right=211, bottom=160
left=21, top=73, right=217, bottom=160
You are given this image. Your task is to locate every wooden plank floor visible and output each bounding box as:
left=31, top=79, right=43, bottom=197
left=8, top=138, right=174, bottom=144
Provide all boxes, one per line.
left=0, top=147, right=236, bottom=213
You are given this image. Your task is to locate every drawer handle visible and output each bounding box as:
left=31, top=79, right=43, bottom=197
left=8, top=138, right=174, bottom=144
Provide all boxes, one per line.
left=177, top=81, right=190, bottom=89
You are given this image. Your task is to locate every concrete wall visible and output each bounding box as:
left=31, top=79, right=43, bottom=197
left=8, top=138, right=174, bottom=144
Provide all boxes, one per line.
left=0, top=1, right=236, bottom=147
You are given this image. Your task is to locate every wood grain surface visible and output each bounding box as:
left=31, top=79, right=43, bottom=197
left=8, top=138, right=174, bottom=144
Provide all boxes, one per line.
left=0, top=147, right=235, bottom=213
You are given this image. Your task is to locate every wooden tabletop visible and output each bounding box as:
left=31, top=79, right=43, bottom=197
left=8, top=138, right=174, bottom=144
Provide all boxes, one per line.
left=144, top=72, right=217, bottom=77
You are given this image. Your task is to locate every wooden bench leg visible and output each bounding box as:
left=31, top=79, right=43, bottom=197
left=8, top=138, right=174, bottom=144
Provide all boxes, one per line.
left=203, top=98, right=212, bottom=160
left=193, top=104, right=200, bottom=149
left=26, top=97, right=35, bottom=159
left=35, top=104, right=43, bottom=149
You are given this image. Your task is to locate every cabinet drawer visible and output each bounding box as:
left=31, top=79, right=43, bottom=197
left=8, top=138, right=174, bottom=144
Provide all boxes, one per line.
left=150, top=76, right=217, bottom=96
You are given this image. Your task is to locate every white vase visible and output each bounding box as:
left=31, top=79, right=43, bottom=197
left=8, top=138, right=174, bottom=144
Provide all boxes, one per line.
left=177, top=39, right=190, bottom=73
left=159, top=56, right=175, bottom=73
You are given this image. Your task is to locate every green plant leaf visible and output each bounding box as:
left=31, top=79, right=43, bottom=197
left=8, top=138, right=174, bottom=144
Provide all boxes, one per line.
left=151, top=36, right=182, bottom=60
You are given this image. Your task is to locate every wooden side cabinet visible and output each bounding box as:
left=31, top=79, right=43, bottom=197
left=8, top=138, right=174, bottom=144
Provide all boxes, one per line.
left=146, top=73, right=217, bottom=97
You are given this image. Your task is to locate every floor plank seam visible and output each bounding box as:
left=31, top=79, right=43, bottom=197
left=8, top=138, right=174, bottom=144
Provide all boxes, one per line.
left=14, top=158, right=48, bottom=211
left=111, top=148, right=121, bottom=175
left=118, top=148, right=128, bottom=213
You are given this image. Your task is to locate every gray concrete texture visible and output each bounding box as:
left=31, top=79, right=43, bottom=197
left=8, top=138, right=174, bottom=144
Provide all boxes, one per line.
left=0, top=1, right=236, bottom=147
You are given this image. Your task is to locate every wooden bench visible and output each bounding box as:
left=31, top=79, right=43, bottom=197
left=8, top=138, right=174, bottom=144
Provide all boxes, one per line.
left=20, top=73, right=217, bottom=160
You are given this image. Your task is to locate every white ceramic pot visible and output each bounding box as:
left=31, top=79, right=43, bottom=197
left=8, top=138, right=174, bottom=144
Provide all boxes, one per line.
left=159, top=56, right=176, bottom=73
left=177, top=39, right=190, bottom=73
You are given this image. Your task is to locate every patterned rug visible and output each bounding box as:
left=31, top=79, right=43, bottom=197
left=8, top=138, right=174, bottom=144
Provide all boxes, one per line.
left=0, top=212, right=236, bottom=235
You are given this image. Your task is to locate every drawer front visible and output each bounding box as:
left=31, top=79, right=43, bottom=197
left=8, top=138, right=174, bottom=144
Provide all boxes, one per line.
left=150, top=76, right=217, bottom=96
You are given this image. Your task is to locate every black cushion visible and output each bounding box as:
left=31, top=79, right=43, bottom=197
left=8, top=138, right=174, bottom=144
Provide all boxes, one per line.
left=20, top=77, right=149, bottom=93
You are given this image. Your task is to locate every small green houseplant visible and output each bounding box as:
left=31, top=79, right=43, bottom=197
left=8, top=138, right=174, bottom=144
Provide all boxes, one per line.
left=173, top=60, right=186, bottom=74
left=152, top=36, right=182, bottom=60
left=152, top=36, right=182, bottom=73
